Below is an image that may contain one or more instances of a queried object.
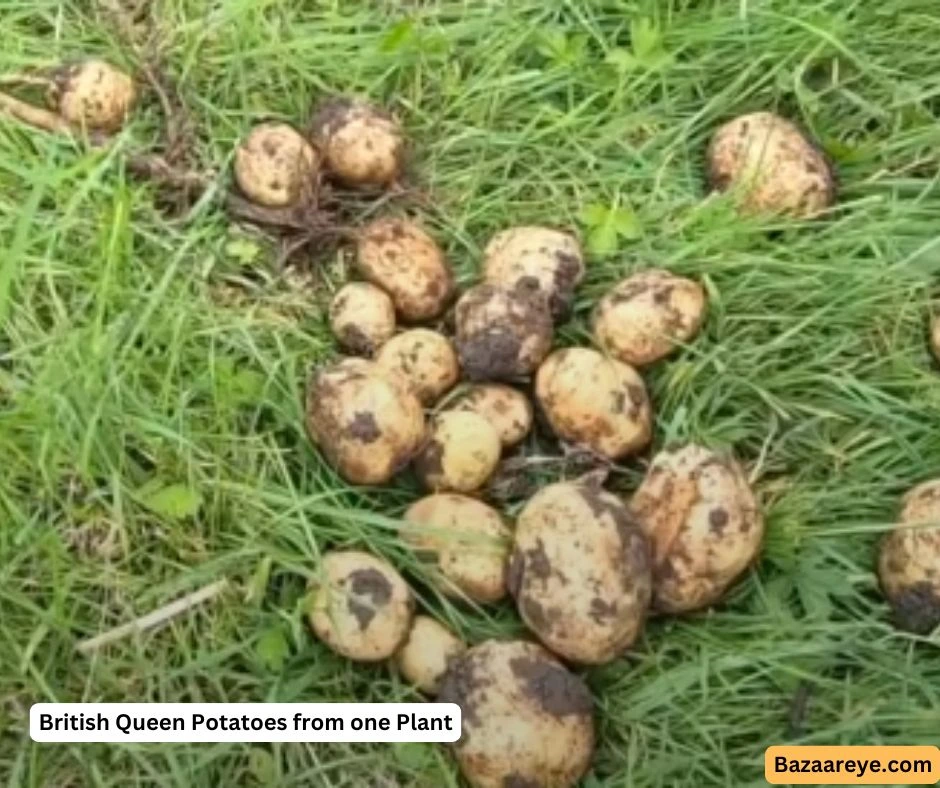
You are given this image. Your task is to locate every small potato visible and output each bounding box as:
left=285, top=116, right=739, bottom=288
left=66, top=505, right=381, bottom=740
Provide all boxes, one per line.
left=311, top=97, right=405, bottom=188
left=375, top=329, right=459, bottom=405
left=930, top=314, right=940, bottom=363
left=394, top=615, right=466, bottom=695
left=308, top=550, right=414, bottom=662
left=482, top=226, right=585, bottom=319
left=305, top=358, right=426, bottom=485
left=356, top=217, right=455, bottom=322
left=592, top=269, right=707, bottom=366
left=706, top=111, right=836, bottom=219
left=50, top=59, right=136, bottom=133
left=437, top=639, right=595, bottom=788
left=629, top=444, right=764, bottom=614
left=448, top=384, right=533, bottom=448
left=454, top=283, right=554, bottom=381
left=234, top=122, right=320, bottom=207
left=877, top=479, right=940, bottom=634
left=414, top=411, right=501, bottom=494
left=329, top=282, right=396, bottom=356
left=508, top=477, right=652, bottom=664
left=535, top=347, right=652, bottom=460
left=403, top=493, right=512, bottom=603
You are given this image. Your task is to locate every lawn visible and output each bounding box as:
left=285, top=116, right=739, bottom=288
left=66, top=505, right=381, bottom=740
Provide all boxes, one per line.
left=2, top=0, right=940, bottom=786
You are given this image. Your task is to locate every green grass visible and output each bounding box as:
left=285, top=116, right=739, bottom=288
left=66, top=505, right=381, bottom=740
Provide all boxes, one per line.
left=2, top=0, right=940, bottom=785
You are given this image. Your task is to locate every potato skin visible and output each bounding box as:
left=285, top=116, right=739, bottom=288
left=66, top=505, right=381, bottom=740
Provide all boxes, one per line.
left=308, top=550, right=414, bottom=662
left=455, top=283, right=554, bottom=382
left=436, top=639, right=595, bottom=788
left=877, top=479, right=940, bottom=634
left=535, top=347, right=652, bottom=460
left=706, top=111, right=835, bottom=219
left=403, top=493, right=512, bottom=603
left=629, top=444, right=764, bottom=613
left=311, top=97, right=404, bottom=188
left=394, top=615, right=466, bottom=695
left=414, top=411, right=501, bottom=494
left=305, top=358, right=426, bottom=485
left=329, top=282, right=396, bottom=356
left=448, top=384, right=533, bottom=448
left=483, top=226, right=584, bottom=319
left=592, top=269, right=707, bottom=366
left=355, top=217, right=455, bottom=322
left=51, top=59, right=136, bottom=133
left=375, top=329, right=459, bottom=406
left=508, top=479, right=652, bottom=664
left=234, top=122, right=320, bottom=207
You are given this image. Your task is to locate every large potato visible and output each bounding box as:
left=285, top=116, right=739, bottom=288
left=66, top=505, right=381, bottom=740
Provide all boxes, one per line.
left=592, top=269, right=707, bottom=366
left=304, top=358, right=426, bottom=485
left=482, top=226, right=584, bottom=319
left=629, top=444, right=764, bottom=613
left=447, top=384, right=533, bottom=448
left=454, top=283, right=554, bottom=381
left=50, top=59, right=136, bottom=133
left=535, top=347, right=652, bottom=460
left=234, top=122, right=320, bottom=207
left=329, top=282, right=396, bottom=356
left=437, top=639, right=595, bottom=788
left=307, top=550, right=414, bottom=662
left=394, top=615, right=466, bottom=695
left=355, top=217, right=455, bottom=322
left=877, top=479, right=940, bottom=634
left=508, top=478, right=652, bottom=664
left=375, top=329, right=459, bottom=405
left=706, top=111, right=836, bottom=219
left=403, top=493, right=512, bottom=603
left=413, top=411, right=501, bottom=494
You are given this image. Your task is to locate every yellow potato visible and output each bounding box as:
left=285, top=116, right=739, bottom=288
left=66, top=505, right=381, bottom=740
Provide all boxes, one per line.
left=234, top=122, right=320, bottom=207
left=394, top=615, right=466, bottom=695
left=329, top=282, right=396, bottom=356
left=413, top=411, right=501, bottom=494
left=375, top=329, right=459, bottom=405
left=51, top=59, right=136, bottom=133
left=448, top=384, right=533, bottom=448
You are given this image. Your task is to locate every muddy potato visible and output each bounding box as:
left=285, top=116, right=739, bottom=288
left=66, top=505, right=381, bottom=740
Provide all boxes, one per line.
left=308, top=550, right=414, bottom=661
left=355, top=217, right=454, bottom=322
left=877, top=479, right=940, bottom=634
left=437, top=639, right=595, bottom=788
left=329, top=282, right=396, bottom=356
left=305, top=358, right=426, bottom=485
left=535, top=347, right=652, bottom=460
left=50, top=59, right=136, bottom=133
left=629, top=444, right=764, bottom=614
left=448, top=384, right=533, bottom=448
left=414, top=411, right=501, bottom=494
left=234, top=122, right=320, bottom=207
left=403, top=493, right=512, bottom=603
left=376, top=329, right=459, bottom=405
left=454, top=283, right=554, bottom=382
left=706, top=111, right=835, bottom=219
left=311, top=97, right=404, bottom=188
left=394, top=615, right=466, bottom=694
left=482, top=226, right=585, bottom=320
left=508, top=477, right=652, bottom=664
left=592, top=268, right=707, bottom=366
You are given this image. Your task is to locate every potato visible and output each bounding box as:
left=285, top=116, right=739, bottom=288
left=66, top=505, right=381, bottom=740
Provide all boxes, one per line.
left=403, top=493, right=512, bottom=603
left=413, top=411, right=501, bottom=494
left=482, top=226, right=584, bottom=319
left=50, top=59, right=136, bottom=133
left=437, top=639, right=595, bottom=788
left=311, top=97, right=404, bottom=188
left=234, top=122, right=320, bottom=207
left=592, top=269, right=707, bottom=366
left=535, top=347, right=652, bottom=460
left=394, top=615, right=466, bottom=695
left=706, top=111, right=835, bottom=219
left=508, top=477, right=652, bottom=664
left=454, top=283, right=554, bottom=381
left=329, top=282, right=396, bottom=356
left=447, top=384, right=533, bottom=448
left=307, top=550, right=414, bottom=662
left=629, top=444, right=764, bottom=613
left=355, top=217, right=455, bottom=322
left=376, top=329, right=459, bottom=405
left=930, top=314, right=940, bottom=363
left=305, top=358, right=426, bottom=485
left=877, top=479, right=940, bottom=634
